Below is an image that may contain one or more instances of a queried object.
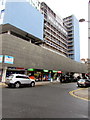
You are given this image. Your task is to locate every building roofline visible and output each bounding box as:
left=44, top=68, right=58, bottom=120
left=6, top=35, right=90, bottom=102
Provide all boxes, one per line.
left=0, top=23, right=44, bottom=45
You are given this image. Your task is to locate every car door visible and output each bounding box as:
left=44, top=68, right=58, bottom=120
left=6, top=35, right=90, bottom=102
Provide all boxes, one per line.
left=16, top=76, right=25, bottom=84
left=22, top=76, right=31, bottom=84
left=87, top=79, right=90, bottom=86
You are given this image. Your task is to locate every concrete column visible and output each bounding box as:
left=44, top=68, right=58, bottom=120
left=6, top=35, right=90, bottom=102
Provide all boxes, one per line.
left=2, top=66, right=7, bottom=82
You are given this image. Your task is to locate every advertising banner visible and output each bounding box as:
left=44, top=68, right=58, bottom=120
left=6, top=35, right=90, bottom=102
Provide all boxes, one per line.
left=0, top=55, right=3, bottom=63
left=4, top=55, right=14, bottom=64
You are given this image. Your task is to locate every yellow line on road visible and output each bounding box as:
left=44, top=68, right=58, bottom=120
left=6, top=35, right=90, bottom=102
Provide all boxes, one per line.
left=69, top=88, right=89, bottom=101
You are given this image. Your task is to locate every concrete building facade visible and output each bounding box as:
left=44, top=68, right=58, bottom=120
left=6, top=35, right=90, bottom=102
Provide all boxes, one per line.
left=40, top=2, right=68, bottom=57
left=40, top=2, right=80, bottom=62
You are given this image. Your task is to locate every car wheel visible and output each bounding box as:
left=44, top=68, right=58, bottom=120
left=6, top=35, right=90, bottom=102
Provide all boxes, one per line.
left=30, top=82, right=35, bottom=87
left=8, top=84, right=11, bottom=88
left=15, top=82, right=21, bottom=88
left=77, top=84, right=80, bottom=87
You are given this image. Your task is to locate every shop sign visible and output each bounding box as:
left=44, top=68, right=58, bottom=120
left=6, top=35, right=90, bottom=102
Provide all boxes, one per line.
left=16, top=67, right=25, bottom=70
left=53, top=70, right=58, bottom=73
left=0, top=55, right=3, bottom=63
left=43, top=70, right=48, bottom=72
left=4, top=55, right=14, bottom=64
left=28, top=68, right=34, bottom=71
left=58, top=71, right=62, bottom=73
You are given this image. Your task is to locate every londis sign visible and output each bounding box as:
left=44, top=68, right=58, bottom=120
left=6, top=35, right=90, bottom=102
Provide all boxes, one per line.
left=4, top=55, right=14, bottom=64
left=0, top=55, right=3, bottom=63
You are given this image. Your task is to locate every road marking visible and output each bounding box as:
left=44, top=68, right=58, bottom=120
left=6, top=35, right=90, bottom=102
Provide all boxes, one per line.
left=69, top=88, right=89, bottom=101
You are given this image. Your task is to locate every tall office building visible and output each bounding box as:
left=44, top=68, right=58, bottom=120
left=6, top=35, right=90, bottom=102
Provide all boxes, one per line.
left=40, top=2, right=68, bottom=57
left=27, top=0, right=41, bottom=10
left=63, top=15, right=80, bottom=62
left=40, top=2, right=80, bottom=62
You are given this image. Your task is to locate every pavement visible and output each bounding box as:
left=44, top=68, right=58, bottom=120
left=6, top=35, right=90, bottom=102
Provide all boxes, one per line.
left=69, top=87, right=89, bottom=101
left=0, top=81, right=89, bottom=101
left=0, top=80, right=58, bottom=87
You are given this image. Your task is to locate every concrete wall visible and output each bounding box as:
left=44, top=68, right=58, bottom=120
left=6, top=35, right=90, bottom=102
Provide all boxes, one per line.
left=1, top=33, right=87, bottom=73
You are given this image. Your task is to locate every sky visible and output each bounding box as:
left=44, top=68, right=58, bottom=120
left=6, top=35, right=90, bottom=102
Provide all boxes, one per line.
left=39, top=0, right=88, bottom=59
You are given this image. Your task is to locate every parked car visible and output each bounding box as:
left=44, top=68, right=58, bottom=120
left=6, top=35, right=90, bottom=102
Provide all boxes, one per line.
left=77, top=79, right=90, bottom=87
left=60, top=75, right=72, bottom=83
left=5, top=74, right=35, bottom=88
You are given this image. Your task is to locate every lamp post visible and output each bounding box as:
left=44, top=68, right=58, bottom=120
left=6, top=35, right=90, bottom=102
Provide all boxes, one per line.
left=79, top=17, right=90, bottom=74
left=79, top=19, right=90, bottom=23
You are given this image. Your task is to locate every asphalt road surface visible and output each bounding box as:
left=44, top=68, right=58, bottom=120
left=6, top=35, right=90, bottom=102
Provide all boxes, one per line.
left=1, top=82, right=88, bottom=119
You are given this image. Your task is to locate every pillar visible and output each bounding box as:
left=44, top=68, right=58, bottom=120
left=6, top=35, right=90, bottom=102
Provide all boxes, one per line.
left=2, top=66, right=7, bottom=82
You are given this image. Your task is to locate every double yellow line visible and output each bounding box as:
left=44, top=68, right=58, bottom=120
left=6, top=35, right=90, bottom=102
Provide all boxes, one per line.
left=69, top=88, right=89, bottom=101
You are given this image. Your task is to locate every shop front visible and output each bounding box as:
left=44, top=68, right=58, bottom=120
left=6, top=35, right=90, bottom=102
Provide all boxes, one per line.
left=6, top=67, right=26, bottom=77
left=27, top=69, right=52, bottom=81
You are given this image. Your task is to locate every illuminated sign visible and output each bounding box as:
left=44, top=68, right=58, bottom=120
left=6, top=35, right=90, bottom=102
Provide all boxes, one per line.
left=28, top=68, right=35, bottom=71
left=16, top=67, right=25, bottom=70
left=0, top=55, right=3, bottom=63
left=43, top=70, right=49, bottom=72
left=53, top=70, right=58, bottom=73
left=4, top=55, right=14, bottom=64
left=58, top=71, right=62, bottom=73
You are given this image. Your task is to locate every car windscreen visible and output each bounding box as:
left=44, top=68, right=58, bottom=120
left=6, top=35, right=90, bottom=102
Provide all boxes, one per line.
left=79, top=79, right=85, bottom=82
left=8, top=75, right=14, bottom=79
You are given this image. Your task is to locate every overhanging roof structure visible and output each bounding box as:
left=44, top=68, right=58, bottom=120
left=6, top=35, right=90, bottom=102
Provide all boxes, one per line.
left=0, top=24, right=87, bottom=73
left=0, top=24, right=44, bottom=45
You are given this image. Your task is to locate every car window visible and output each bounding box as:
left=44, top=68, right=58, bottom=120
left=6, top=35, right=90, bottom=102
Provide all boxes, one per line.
left=79, top=79, right=85, bottom=82
left=8, top=75, right=14, bottom=79
left=16, top=76, right=29, bottom=79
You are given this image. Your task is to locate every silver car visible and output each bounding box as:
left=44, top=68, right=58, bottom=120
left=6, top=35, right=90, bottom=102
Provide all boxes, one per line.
left=5, top=74, right=35, bottom=88
left=77, top=79, right=90, bottom=87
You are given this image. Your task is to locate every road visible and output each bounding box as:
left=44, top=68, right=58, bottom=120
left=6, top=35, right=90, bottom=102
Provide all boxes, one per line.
left=1, top=82, right=88, bottom=119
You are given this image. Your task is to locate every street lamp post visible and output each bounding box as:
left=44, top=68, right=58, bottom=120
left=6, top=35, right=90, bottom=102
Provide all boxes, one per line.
left=79, top=17, right=90, bottom=74
left=79, top=19, right=90, bottom=23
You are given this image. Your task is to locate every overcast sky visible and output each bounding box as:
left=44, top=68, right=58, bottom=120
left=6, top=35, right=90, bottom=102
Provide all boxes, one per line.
left=39, top=0, right=89, bottom=59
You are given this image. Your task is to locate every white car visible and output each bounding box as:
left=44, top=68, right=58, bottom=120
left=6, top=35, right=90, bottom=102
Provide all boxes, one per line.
left=5, top=74, right=35, bottom=88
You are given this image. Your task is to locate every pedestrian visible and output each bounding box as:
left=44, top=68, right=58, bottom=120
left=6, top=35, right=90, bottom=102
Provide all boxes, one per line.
left=59, top=74, right=63, bottom=83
